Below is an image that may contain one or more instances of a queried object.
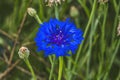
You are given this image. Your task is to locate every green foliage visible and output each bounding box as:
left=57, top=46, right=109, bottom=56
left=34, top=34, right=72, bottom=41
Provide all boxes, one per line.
left=0, top=0, right=120, bottom=80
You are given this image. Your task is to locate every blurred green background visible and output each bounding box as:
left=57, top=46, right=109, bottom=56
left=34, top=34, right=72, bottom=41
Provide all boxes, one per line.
left=0, top=0, right=120, bottom=80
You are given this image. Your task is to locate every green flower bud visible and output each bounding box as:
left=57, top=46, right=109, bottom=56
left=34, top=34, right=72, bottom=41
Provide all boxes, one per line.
left=70, top=6, right=79, bottom=18
left=0, top=37, right=4, bottom=45
left=18, top=47, right=30, bottom=59
left=27, top=7, right=37, bottom=17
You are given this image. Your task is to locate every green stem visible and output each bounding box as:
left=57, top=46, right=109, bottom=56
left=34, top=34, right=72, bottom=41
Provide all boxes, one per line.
left=77, top=0, right=90, bottom=18
left=86, top=14, right=95, bottom=80
left=75, top=0, right=97, bottom=71
left=97, top=4, right=108, bottom=80
left=69, top=0, right=97, bottom=79
left=113, top=0, right=117, bottom=13
left=103, top=40, right=120, bottom=80
left=67, top=57, right=72, bottom=80
left=49, top=56, right=56, bottom=80
left=83, top=0, right=97, bottom=38
left=39, top=0, right=44, bottom=20
left=66, top=52, right=72, bottom=80
left=34, top=14, right=42, bottom=24
left=112, top=1, right=120, bottom=43
left=58, top=57, right=63, bottom=80
left=55, top=6, right=59, bottom=19
left=24, top=58, right=36, bottom=80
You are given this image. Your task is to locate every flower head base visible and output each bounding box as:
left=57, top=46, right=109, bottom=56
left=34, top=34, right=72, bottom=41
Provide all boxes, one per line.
left=35, top=18, right=84, bottom=57
left=18, top=47, right=30, bottom=59
left=45, top=0, right=65, bottom=7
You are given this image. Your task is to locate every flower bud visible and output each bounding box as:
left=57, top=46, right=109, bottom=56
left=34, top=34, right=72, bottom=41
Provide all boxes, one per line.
left=45, top=0, right=65, bottom=7
left=70, top=6, right=79, bottom=18
left=27, top=7, right=37, bottom=17
left=0, top=37, right=4, bottom=45
left=18, top=47, right=30, bottom=59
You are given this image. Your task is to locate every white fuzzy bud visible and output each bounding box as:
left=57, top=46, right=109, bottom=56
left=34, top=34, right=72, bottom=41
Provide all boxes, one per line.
left=18, top=47, right=30, bottom=59
left=45, top=0, right=65, bottom=7
left=27, top=7, right=37, bottom=17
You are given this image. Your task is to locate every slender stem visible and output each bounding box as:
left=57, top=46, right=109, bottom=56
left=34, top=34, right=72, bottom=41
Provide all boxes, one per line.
left=83, top=0, right=97, bottom=38
left=34, top=14, right=42, bottom=24
left=39, top=0, right=44, bottom=19
left=49, top=56, right=56, bottom=80
left=69, top=0, right=97, bottom=79
left=66, top=52, right=72, bottom=80
left=97, top=4, right=108, bottom=80
left=116, top=71, right=120, bottom=80
left=86, top=16, right=94, bottom=80
left=112, top=1, right=120, bottom=43
left=77, top=0, right=90, bottom=18
left=113, top=0, right=117, bottom=12
left=75, top=0, right=97, bottom=71
left=55, top=6, right=59, bottom=19
left=58, top=57, right=63, bottom=80
left=67, top=58, right=72, bottom=80
left=103, top=40, right=120, bottom=80
left=49, top=56, right=53, bottom=64
left=24, top=58, right=36, bottom=80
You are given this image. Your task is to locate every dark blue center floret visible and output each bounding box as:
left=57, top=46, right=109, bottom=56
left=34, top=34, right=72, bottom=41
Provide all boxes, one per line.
left=34, top=18, right=84, bottom=57
left=49, top=27, right=66, bottom=45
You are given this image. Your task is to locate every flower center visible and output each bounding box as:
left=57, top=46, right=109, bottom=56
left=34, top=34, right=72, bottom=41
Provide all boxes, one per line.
left=50, top=30, right=65, bottom=45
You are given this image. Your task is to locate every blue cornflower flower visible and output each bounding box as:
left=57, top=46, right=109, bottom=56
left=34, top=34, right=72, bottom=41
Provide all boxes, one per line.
left=34, top=18, right=84, bottom=57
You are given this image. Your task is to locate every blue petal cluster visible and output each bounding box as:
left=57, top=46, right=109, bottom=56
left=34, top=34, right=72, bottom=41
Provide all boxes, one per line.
left=34, top=18, right=84, bottom=57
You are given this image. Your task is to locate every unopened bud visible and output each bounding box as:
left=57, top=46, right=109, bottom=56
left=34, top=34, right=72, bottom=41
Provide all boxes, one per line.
left=18, top=47, right=30, bottom=59
left=70, top=6, right=79, bottom=18
left=27, top=7, right=37, bottom=17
